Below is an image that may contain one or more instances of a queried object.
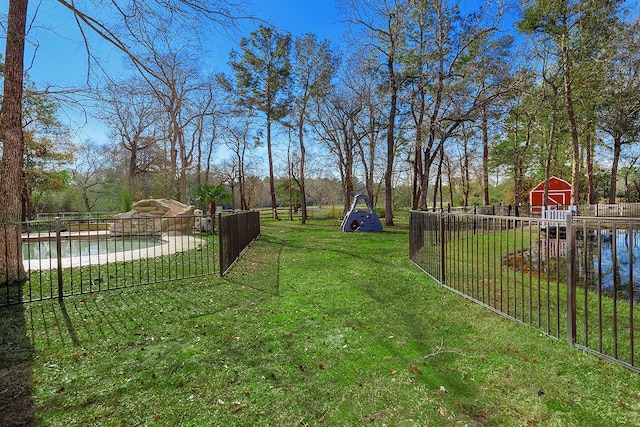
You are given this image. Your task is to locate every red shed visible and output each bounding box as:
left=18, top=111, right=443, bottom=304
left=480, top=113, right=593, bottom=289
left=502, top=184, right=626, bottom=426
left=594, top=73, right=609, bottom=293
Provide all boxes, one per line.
left=529, top=176, right=572, bottom=211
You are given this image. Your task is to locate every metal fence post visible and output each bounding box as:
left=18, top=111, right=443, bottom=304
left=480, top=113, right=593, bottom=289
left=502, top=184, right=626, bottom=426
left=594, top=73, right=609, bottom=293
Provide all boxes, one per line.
left=566, top=212, right=577, bottom=345
left=218, top=212, right=223, bottom=277
left=440, top=210, right=446, bottom=284
left=473, top=206, right=477, bottom=235
left=55, top=217, right=64, bottom=301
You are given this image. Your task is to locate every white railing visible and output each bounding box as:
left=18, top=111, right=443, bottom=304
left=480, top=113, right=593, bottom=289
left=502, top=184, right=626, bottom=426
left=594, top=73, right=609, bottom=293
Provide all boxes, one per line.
left=541, top=206, right=576, bottom=229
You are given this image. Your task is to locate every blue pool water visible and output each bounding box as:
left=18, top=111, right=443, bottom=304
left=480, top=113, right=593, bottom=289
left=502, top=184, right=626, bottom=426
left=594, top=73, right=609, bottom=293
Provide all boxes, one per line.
left=22, top=237, right=163, bottom=260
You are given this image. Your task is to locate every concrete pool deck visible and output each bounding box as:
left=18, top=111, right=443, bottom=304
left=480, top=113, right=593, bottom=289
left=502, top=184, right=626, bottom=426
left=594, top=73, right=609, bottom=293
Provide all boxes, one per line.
left=22, top=231, right=207, bottom=271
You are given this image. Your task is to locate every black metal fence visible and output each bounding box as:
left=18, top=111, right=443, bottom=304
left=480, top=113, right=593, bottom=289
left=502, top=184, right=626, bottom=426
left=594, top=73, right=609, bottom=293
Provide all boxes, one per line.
left=1, top=215, right=218, bottom=306
left=409, top=210, right=640, bottom=373
left=218, top=210, right=261, bottom=275
left=581, top=203, right=640, bottom=217
left=443, top=202, right=640, bottom=218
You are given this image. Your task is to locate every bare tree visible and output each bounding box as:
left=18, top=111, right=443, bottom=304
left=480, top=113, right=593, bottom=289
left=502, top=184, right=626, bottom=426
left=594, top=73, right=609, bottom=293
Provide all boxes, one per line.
left=220, top=112, right=259, bottom=210
left=312, top=85, right=364, bottom=214
left=404, top=0, right=516, bottom=209
left=342, top=0, right=412, bottom=226
left=343, top=50, right=387, bottom=208
left=452, top=123, right=481, bottom=207
left=100, top=78, right=162, bottom=196
left=541, top=61, right=564, bottom=211
left=126, top=24, right=208, bottom=201
left=72, top=140, right=110, bottom=211
left=191, top=81, right=222, bottom=189
left=291, top=33, right=338, bottom=224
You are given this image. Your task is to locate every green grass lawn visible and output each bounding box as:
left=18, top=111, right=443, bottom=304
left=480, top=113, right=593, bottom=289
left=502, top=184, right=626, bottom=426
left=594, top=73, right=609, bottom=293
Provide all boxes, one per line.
left=2, top=217, right=639, bottom=426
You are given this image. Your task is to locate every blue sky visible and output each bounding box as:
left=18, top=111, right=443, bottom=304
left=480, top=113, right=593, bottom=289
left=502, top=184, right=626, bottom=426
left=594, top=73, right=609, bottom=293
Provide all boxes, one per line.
left=4, top=0, right=344, bottom=88
left=0, top=0, right=345, bottom=145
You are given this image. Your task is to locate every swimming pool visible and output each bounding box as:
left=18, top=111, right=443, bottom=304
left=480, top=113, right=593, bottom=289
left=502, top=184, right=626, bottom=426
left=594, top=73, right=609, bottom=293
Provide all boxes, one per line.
left=22, top=236, right=164, bottom=260
left=21, top=232, right=205, bottom=271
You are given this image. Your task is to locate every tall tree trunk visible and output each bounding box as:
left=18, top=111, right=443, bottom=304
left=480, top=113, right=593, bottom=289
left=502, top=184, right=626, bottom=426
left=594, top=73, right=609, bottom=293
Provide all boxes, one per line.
left=412, top=148, right=422, bottom=210
left=463, top=137, right=471, bottom=207
left=432, top=144, right=444, bottom=210
left=178, top=132, right=189, bottom=203
left=585, top=132, right=596, bottom=204
left=384, top=55, right=397, bottom=226
left=344, top=147, right=354, bottom=216
left=205, top=130, right=215, bottom=185
left=481, top=105, right=490, bottom=205
left=420, top=142, right=440, bottom=210
left=446, top=155, right=454, bottom=206
left=420, top=35, right=446, bottom=210
left=366, top=130, right=376, bottom=206
left=367, top=148, right=375, bottom=207
left=196, top=131, right=202, bottom=189
left=234, top=149, right=245, bottom=210
left=562, top=32, right=581, bottom=208
left=0, top=0, right=29, bottom=285
left=129, top=145, right=139, bottom=193
left=543, top=84, right=558, bottom=212
left=609, top=135, right=622, bottom=203
left=267, top=119, right=278, bottom=220
left=21, top=178, right=30, bottom=221
left=298, top=120, right=308, bottom=224
left=411, top=83, right=426, bottom=210
left=167, top=126, right=178, bottom=199
left=287, top=145, right=293, bottom=221
left=515, top=121, right=530, bottom=206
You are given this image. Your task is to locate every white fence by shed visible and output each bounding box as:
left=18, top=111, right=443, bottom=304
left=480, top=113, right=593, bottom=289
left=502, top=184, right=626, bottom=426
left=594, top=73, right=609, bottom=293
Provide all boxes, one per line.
left=540, top=206, right=576, bottom=230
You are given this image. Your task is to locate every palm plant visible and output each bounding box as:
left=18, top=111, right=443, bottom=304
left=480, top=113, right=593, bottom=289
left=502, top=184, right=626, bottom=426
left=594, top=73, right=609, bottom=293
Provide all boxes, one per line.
left=192, top=183, right=232, bottom=232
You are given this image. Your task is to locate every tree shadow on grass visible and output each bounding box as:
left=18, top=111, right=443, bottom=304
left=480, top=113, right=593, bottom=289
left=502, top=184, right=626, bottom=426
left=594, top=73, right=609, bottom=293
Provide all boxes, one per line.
left=0, top=284, right=35, bottom=426
left=26, top=279, right=278, bottom=351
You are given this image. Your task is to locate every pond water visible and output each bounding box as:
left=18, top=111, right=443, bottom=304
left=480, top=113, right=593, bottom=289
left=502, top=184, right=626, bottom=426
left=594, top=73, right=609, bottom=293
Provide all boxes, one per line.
left=22, top=236, right=164, bottom=260
left=580, top=230, right=640, bottom=299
